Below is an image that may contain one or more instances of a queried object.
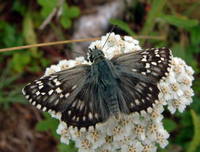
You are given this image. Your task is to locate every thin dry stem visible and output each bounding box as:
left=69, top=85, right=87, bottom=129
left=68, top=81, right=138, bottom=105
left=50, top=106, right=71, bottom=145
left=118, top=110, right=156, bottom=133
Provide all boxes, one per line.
left=0, top=35, right=165, bottom=53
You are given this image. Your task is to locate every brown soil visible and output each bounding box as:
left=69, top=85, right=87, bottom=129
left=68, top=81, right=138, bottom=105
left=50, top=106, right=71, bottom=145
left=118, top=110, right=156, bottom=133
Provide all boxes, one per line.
left=0, top=103, right=58, bottom=152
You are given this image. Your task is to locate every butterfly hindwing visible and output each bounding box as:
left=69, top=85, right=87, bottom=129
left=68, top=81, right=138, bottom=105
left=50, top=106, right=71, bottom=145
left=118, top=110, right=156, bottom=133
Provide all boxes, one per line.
left=117, top=73, right=159, bottom=113
left=61, top=79, right=110, bottom=129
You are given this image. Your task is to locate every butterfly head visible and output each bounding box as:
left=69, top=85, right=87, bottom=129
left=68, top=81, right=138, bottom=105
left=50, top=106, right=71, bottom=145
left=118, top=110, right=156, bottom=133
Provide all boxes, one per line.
left=87, top=46, right=105, bottom=63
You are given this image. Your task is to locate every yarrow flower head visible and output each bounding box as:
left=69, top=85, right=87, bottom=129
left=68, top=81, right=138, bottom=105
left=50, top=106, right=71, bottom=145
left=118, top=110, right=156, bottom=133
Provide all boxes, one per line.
left=43, top=33, right=194, bottom=152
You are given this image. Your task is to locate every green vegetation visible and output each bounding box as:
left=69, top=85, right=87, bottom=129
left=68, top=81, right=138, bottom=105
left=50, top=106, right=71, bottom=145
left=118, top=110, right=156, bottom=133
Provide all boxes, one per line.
left=0, top=0, right=199, bottom=152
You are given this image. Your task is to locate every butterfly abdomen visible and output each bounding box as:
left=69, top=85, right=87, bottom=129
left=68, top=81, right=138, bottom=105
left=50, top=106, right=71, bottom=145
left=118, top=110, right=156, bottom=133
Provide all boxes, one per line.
left=104, top=86, right=120, bottom=114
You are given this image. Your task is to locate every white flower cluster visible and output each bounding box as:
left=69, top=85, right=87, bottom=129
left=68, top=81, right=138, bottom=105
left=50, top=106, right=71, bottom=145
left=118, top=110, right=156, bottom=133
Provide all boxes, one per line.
left=158, top=58, right=194, bottom=114
left=44, top=33, right=194, bottom=152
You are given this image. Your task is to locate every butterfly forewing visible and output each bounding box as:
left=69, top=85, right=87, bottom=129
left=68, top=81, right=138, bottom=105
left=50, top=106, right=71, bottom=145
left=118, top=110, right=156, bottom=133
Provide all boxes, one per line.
left=117, top=73, right=160, bottom=113
left=22, top=65, right=90, bottom=112
left=23, top=64, right=108, bottom=129
left=112, top=48, right=172, bottom=83
left=112, top=48, right=172, bottom=113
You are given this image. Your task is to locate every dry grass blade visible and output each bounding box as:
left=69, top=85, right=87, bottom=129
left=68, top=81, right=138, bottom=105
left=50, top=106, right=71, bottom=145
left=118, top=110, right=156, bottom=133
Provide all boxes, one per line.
left=0, top=35, right=165, bottom=53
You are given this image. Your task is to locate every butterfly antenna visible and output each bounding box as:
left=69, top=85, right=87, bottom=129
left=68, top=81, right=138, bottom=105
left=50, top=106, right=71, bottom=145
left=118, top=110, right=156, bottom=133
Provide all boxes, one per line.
left=101, top=25, right=116, bottom=49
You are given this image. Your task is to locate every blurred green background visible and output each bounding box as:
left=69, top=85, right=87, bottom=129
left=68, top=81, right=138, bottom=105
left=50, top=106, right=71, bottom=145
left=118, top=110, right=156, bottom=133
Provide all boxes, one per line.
left=0, top=0, right=200, bottom=152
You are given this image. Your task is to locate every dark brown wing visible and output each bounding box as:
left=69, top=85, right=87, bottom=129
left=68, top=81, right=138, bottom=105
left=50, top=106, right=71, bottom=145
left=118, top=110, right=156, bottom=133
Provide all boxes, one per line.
left=112, top=48, right=172, bottom=113
left=22, top=64, right=109, bottom=129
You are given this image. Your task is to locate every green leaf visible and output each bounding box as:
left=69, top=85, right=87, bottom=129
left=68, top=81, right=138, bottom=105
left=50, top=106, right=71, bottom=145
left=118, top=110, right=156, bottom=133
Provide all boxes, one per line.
left=141, top=0, right=166, bottom=35
left=68, top=6, right=80, bottom=18
left=12, top=0, right=27, bottom=16
left=37, top=0, right=57, bottom=17
left=41, top=58, right=51, bottom=67
left=57, top=142, right=77, bottom=152
left=189, top=25, right=200, bottom=46
left=35, top=112, right=59, bottom=138
left=163, top=118, right=177, bottom=132
left=28, top=63, right=41, bottom=73
left=23, top=13, right=37, bottom=52
left=191, top=97, right=200, bottom=114
left=60, top=3, right=79, bottom=29
left=110, top=19, right=135, bottom=36
left=160, top=14, right=199, bottom=29
left=60, top=17, right=72, bottom=29
left=187, top=110, right=200, bottom=152
left=11, top=53, right=31, bottom=72
left=61, top=3, right=80, bottom=19
left=0, top=21, right=24, bottom=50
left=0, top=74, right=21, bottom=89
left=178, top=111, right=193, bottom=127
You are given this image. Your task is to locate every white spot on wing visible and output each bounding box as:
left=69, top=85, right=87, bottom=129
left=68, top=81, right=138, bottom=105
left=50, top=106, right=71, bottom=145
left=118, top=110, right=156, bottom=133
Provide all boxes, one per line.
left=36, top=104, right=42, bottom=109
left=72, top=85, right=77, bottom=90
left=76, top=117, right=80, bottom=122
left=65, top=93, right=70, bottom=98
left=130, top=102, right=134, bottom=107
left=147, top=69, right=151, bottom=73
left=68, top=110, right=71, bottom=115
left=48, top=90, right=54, bottom=95
left=141, top=72, right=146, bottom=75
left=80, top=102, right=85, bottom=111
left=42, top=107, right=47, bottom=111
left=36, top=81, right=42, bottom=84
left=88, top=112, right=93, bottom=120
left=38, top=85, right=44, bottom=89
left=132, top=69, right=137, bottom=72
left=135, top=99, right=140, bottom=105
left=145, top=63, right=150, bottom=68
left=151, top=62, right=157, bottom=65
left=141, top=57, right=147, bottom=62
left=72, top=116, right=76, bottom=121
left=54, top=99, right=59, bottom=105
left=22, top=88, right=25, bottom=95
left=72, top=101, right=76, bottom=107
left=56, top=87, right=62, bottom=93
left=60, top=94, right=64, bottom=98
left=36, top=91, right=40, bottom=96
left=25, top=95, right=30, bottom=99
left=94, top=113, right=98, bottom=119
left=148, top=93, right=152, bottom=97
left=53, top=79, right=61, bottom=86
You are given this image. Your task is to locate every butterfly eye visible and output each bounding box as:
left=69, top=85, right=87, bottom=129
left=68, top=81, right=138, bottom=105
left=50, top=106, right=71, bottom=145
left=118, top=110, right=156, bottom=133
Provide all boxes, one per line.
left=89, top=56, right=94, bottom=62
left=86, top=48, right=93, bottom=62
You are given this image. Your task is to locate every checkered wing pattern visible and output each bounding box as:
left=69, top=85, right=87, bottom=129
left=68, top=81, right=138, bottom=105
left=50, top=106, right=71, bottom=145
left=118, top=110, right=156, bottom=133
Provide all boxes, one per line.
left=111, top=48, right=172, bottom=113
left=22, top=65, right=109, bottom=129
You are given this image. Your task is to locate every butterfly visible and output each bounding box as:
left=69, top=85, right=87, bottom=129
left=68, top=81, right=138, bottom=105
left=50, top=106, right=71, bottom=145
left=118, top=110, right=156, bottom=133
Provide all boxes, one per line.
left=22, top=46, right=172, bottom=129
